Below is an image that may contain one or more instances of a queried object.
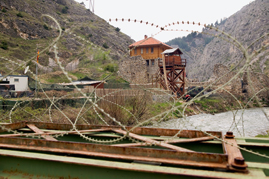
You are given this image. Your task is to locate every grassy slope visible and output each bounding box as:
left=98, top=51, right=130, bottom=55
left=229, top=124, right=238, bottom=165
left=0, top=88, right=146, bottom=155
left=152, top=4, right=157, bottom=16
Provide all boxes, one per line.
left=0, top=0, right=133, bottom=83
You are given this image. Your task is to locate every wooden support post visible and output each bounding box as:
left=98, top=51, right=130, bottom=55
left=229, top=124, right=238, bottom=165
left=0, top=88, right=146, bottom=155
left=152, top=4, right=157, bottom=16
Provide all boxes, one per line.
left=162, top=54, right=169, bottom=90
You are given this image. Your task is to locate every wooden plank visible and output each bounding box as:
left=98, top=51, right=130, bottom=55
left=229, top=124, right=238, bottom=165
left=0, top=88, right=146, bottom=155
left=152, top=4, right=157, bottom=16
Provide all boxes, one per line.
left=27, top=124, right=57, bottom=141
left=112, top=129, right=194, bottom=152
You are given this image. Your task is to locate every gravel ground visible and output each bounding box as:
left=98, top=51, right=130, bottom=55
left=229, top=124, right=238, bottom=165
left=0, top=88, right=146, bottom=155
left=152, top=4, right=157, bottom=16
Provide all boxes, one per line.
left=152, top=107, right=269, bottom=137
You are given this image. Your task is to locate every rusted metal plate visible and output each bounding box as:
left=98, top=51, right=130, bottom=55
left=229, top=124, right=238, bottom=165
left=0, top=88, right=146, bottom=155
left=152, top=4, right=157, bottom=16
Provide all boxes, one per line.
left=0, top=149, right=266, bottom=179
left=164, top=136, right=215, bottom=144
left=0, top=122, right=251, bottom=173
left=27, top=124, right=57, bottom=141
left=0, top=128, right=112, bottom=138
left=28, top=121, right=222, bottom=138
left=223, top=132, right=248, bottom=173
left=0, top=136, right=229, bottom=169
left=112, top=136, right=215, bottom=147
left=0, top=121, right=26, bottom=133
left=113, top=129, right=194, bottom=152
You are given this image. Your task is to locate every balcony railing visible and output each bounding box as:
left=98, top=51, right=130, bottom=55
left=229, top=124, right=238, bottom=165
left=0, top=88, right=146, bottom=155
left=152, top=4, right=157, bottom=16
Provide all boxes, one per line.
left=158, top=58, right=186, bottom=67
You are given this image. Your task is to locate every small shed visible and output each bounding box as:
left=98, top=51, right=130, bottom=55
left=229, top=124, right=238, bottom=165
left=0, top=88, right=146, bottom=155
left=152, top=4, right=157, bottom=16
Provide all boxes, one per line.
left=161, top=48, right=185, bottom=67
left=0, top=75, right=29, bottom=92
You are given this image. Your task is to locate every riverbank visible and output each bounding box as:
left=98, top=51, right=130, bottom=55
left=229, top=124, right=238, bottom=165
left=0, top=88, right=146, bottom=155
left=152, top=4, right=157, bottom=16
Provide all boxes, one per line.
left=151, top=107, right=269, bottom=137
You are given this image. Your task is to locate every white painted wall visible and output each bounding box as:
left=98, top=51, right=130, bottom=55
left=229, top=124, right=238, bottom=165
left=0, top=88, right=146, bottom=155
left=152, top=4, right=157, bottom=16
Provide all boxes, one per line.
left=3, top=75, right=29, bottom=91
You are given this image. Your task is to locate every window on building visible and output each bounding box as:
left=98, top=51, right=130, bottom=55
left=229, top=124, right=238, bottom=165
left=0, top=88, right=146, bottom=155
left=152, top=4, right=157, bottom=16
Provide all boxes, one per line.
left=14, top=78, right=19, bottom=82
left=134, top=48, right=137, bottom=54
left=151, top=47, right=154, bottom=53
left=141, top=48, right=143, bottom=54
left=146, top=48, right=149, bottom=53
left=151, top=60, right=154, bottom=66
left=146, top=60, right=149, bottom=66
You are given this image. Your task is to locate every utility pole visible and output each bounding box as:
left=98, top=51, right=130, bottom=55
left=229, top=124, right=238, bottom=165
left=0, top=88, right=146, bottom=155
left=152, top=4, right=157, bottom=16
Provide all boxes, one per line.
left=86, top=0, right=94, bottom=13
left=36, top=45, right=39, bottom=98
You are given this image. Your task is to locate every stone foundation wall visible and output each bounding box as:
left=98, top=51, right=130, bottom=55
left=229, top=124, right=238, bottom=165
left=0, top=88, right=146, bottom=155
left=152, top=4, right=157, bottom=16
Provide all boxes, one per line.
left=119, top=56, right=159, bottom=84
left=119, top=56, right=147, bottom=84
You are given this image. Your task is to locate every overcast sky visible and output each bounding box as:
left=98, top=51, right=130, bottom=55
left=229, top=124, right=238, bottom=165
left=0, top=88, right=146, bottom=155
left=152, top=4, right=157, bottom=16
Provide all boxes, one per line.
left=75, top=0, right=253, bottom=42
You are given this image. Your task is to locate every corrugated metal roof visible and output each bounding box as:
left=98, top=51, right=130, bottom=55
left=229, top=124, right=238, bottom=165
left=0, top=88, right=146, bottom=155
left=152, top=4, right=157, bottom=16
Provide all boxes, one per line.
left=4, top=75, right=28, bottom=77
left=161, top=48, right=183, bottom=54
left=58, top=81, right=102, bottom=86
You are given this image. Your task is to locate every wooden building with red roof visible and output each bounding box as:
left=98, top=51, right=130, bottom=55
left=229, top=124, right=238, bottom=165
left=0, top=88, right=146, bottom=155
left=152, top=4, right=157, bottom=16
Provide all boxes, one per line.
left=129, top=35, right=172, bottom=60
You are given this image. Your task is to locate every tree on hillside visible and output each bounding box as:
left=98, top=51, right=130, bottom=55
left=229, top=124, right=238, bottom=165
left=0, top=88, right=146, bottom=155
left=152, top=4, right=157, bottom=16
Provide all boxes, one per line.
left=197, top=33, right=202, bottom=38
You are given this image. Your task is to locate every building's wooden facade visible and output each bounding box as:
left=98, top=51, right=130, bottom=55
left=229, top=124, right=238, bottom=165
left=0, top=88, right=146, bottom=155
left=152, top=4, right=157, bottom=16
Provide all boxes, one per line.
left=129, top=35, right=172, bottom=60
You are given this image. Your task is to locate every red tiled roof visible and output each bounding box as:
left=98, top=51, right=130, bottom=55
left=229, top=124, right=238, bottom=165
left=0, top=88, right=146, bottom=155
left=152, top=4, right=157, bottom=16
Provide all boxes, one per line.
left=129, top=37, right=172, bottom=49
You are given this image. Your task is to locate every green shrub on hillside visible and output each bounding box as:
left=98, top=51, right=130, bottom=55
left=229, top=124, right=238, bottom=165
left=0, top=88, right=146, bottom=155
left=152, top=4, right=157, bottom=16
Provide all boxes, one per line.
left=104, top=64, right=116, bottom=72
left=61, top=6, right=69, bottom=14
left=103, top=43, right=109, bottom=49
left=115, top=27, right=120, bottom=32
left=43, top=24, right=49, bottom=30
left=205, top=37, right=213, bottom=45
left=16, top=12, right=23, bottom=17
left=0, top=41, right=8, bottom=50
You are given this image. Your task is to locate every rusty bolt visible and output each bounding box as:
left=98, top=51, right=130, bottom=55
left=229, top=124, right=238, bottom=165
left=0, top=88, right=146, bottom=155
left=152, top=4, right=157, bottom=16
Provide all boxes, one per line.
left=225, top=131, right=235, bottom=139
left=234, top=157, right=245, bottom=165
left=232, top=157, right=248, bottom=169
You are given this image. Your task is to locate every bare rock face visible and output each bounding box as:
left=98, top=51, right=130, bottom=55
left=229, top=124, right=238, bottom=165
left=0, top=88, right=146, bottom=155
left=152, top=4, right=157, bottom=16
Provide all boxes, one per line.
left=58, top=51, right=72, bottom=59
left=208, top=64, right=242, bottom=95
left=56, top=0, right=67, bottom=5
left=66, top=59, right=79, bottom=71
left=167, top=0, right=269, bottom=82
left=242, top=72, right=269, bottom=99
left=207, top=63, right=269, bottom=99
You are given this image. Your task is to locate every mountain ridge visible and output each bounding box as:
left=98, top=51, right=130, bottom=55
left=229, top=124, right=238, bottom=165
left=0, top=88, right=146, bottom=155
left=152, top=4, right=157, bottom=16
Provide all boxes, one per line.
left=166, top=0, right=269, bottom=81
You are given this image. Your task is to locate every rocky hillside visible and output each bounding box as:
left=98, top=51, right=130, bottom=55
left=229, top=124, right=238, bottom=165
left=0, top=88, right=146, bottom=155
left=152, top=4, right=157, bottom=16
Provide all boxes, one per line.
left=0, top=0, right=134, bottom=82
left=167, top=0, right=269, bottom=81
